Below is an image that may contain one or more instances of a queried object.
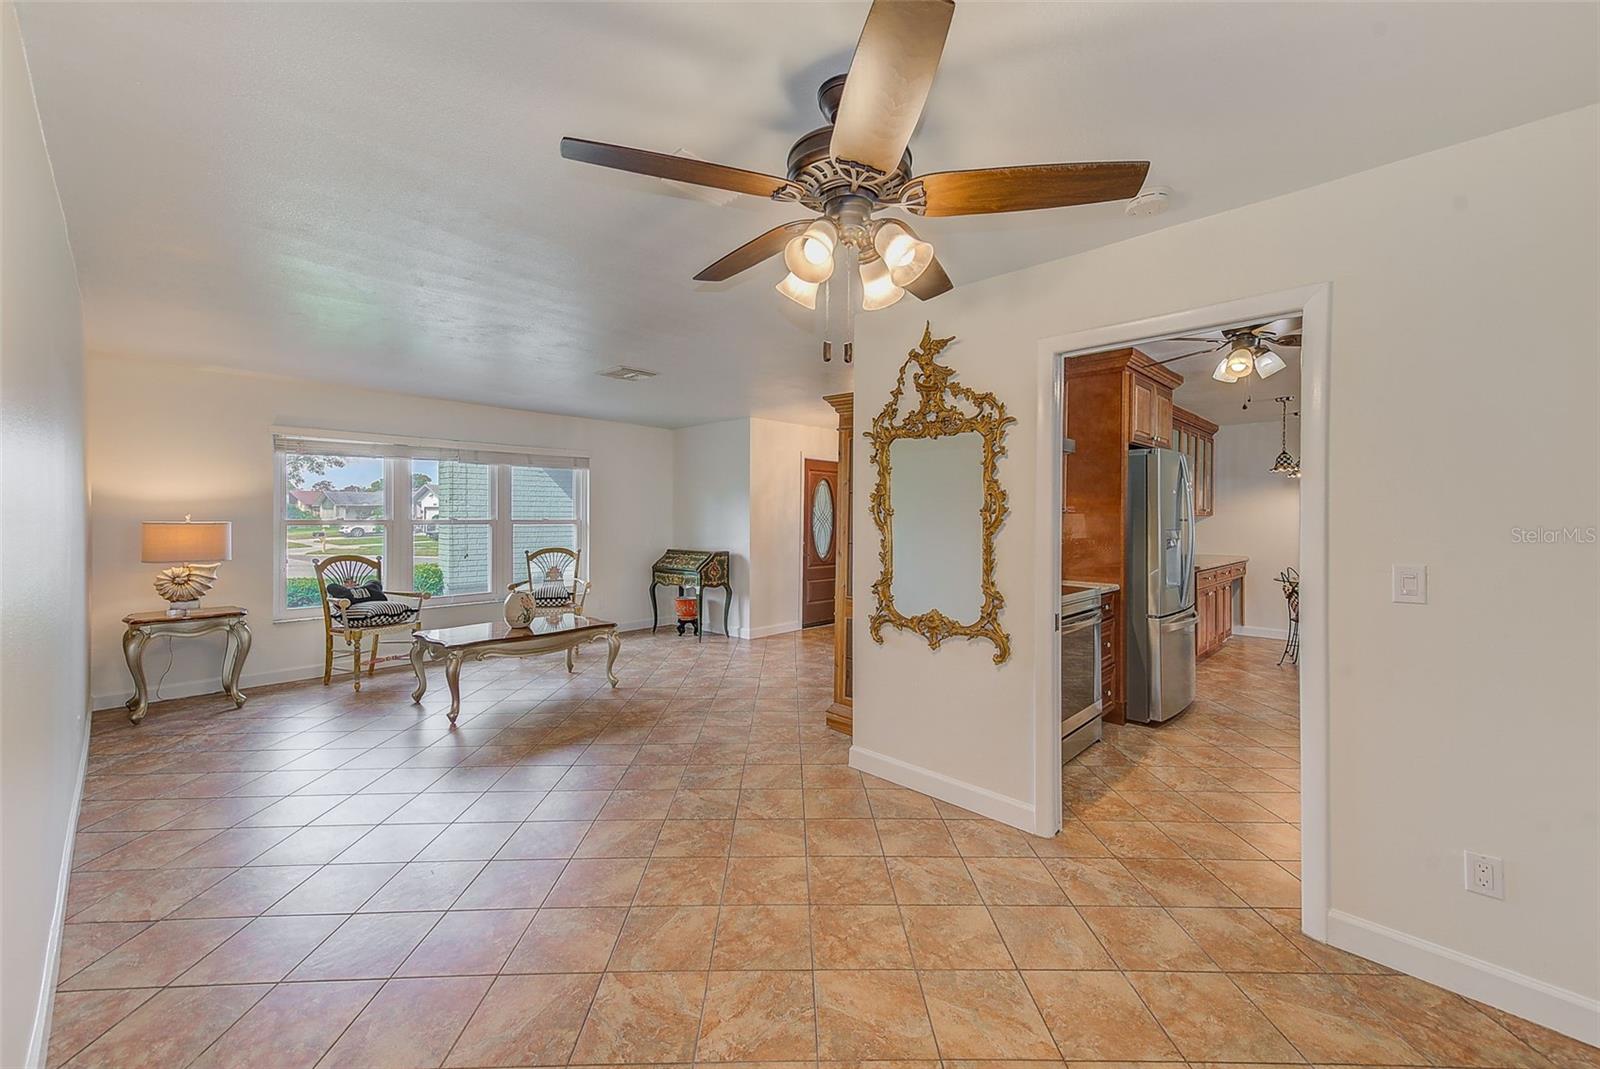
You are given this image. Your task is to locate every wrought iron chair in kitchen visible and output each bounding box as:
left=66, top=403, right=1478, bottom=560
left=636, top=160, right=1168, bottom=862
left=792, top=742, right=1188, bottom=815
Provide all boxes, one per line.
left=313, top=554, right=430, bottom=691
left=1276, top=566, right=1300, bottom=666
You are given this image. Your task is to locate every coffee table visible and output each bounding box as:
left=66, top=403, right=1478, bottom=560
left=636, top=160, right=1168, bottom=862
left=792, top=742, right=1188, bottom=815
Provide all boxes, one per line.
left=410, top=614, right=620, bottom=722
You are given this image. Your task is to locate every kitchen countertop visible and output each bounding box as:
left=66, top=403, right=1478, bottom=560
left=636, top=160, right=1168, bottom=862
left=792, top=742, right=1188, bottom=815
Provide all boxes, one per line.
left=1063, top=579, right=1119, bottom=594
left=1194, top=554, right=1248, bottom=572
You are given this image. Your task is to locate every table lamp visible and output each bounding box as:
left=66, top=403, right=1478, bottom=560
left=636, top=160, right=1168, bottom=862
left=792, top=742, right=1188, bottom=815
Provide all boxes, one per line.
left=141, top=516, right=232, bottom=616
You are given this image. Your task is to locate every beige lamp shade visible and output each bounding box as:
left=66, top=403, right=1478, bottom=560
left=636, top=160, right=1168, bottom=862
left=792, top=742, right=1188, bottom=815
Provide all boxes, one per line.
left=141, top=520, right=232, bottom=563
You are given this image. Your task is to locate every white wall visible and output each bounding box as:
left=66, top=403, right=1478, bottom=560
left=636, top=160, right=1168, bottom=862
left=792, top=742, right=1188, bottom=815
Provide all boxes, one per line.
left=1195, top=420, right=1301, bottom=635
left=1, top=4, right=88, bottom=1062
left=671, top=417, right=836, bottom=639
left=852, top=105, right=1598, bottom=1035
left=85, top=356, right=675, bottom=707
left=748, top=417, right=837, bottom=637
left=671, top=419, right=751, bottom=637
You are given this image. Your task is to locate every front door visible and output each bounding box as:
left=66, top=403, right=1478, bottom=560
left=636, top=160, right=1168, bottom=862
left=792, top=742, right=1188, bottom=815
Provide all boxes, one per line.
left=802, top=459, right=838, bottom=627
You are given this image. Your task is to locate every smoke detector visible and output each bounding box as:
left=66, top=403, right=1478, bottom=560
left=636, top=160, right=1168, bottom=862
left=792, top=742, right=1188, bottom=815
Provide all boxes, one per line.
left=597, top=365, right=658, bottom=382
left=1125, top=186, right=1172, bottom=217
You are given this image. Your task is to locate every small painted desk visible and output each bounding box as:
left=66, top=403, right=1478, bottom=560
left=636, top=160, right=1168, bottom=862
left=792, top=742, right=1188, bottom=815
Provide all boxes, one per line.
left=121, top=605, right=251, bottom=724
left=410, top=614, right=620, bottom=723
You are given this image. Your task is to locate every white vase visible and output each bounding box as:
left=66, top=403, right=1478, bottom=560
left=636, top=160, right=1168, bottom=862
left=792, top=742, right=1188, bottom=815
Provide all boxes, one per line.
left=503, top=589, right=536, bottom=628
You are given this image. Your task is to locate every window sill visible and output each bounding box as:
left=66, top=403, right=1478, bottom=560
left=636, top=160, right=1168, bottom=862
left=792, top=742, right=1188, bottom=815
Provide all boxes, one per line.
left=272, top=594, right=500, bottom=625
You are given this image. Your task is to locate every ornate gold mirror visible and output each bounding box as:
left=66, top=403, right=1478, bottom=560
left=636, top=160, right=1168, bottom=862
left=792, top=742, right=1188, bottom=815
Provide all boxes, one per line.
left=866, top=324, right=1015, bottom=664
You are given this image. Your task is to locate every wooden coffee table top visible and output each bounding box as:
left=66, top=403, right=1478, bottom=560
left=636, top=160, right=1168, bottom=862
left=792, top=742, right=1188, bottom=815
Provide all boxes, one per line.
left=415, top=614, right=615, bottom=651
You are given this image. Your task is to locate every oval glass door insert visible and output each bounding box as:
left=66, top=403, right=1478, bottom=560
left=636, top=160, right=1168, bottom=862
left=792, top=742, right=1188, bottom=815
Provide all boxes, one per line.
left=811, top=479, right=835, bottom=559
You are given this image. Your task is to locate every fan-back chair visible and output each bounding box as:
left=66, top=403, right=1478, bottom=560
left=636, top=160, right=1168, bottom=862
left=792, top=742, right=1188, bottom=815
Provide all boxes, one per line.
left=509, top=546, right=589, bottom=613
left=313, top=554, right=430, bottom=691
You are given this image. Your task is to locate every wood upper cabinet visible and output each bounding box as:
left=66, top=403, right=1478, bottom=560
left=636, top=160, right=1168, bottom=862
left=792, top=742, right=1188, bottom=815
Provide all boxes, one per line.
left=1128, top=365, right=1175, bottom=448
left=1172, top=405, right=1219, bottom=518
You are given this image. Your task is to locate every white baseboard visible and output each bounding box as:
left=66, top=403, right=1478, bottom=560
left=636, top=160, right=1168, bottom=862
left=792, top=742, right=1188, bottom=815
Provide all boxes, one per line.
left=27, top=717, right=91, bottom=1067
left=848, top=743, right=1037, bottom=831
left=91, top=617, right=660, bottom=712
left=1325, top=909, right=1600, bottom=1045
left=1236, top=624, right=1290, bottom=641
left=748, top=620, right=801, bottom=640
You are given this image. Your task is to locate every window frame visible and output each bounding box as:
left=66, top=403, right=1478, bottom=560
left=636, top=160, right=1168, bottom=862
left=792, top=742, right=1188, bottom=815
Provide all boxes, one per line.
left=508, top=464, right=590, bottom=588
left=273, top=436, right=589, bottom=623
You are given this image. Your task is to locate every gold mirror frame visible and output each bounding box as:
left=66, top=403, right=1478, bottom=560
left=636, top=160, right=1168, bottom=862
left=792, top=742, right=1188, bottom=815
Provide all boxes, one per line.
left=866, top=323, right=1016, bottom=665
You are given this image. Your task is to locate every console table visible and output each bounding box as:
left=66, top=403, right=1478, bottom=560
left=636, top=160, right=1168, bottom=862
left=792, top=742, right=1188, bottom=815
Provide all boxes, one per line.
left=648, top=549, right=732, bottom=640
left=121, top=606, right=251, bottom=724
left=410, top=614, right=620, bottom=723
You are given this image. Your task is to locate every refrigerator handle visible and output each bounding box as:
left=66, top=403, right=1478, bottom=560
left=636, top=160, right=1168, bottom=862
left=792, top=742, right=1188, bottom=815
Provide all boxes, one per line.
left=1178, top=452, right=1196, bottom=608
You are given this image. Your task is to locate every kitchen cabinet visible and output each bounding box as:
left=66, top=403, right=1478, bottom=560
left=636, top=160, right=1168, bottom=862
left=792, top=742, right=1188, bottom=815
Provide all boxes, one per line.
left=1195, top=557, right=1246, bottom=659
left=1129, top=366, right=1175, bottom=448
left=1063, top=348, right=1184, bottom=724
left=1099, top=589, right=1122, bottom=721
left=1172, top=405, right=1219, bottom=518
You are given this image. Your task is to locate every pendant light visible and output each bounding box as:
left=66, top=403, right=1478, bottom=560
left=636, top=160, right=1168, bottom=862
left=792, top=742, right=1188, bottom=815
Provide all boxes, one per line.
left=1269, top=396, right=1297, bottom=475
left=1212, top=357, right=1241, bottom=383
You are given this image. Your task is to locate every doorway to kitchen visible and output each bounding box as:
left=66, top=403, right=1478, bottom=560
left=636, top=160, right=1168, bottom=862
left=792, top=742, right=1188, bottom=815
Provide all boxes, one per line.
left=1030, top=283, right=1329, bottom=936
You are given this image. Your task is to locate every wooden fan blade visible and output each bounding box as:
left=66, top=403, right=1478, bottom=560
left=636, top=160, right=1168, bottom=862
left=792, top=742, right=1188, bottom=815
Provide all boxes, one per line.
left=560, top=137, right=797, bottom=199
left=913, top=161, right=1150, bottom=217
left=1255, top=316, right=1303, bottom=341
left=905, top=256, right=952, bottom=300
left=694, top=221, right=814, bottom=282
left=1152, top=340, right=1227, bottom=366
left=829, top=0, right=955, bottom=174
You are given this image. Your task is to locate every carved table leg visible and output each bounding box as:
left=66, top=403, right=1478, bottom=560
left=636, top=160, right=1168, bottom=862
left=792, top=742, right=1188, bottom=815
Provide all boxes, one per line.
left=410, top=640, right=429, bottom=703
left=565, top=646, right=575, bottom=674
left=444, top=652, right=464, bottom=723
left=223, top=621, right=251, bottom=707
left=604, top=629, right=621, bottom=688
left=721, top=584, right=731, bottom=638
left=649, top=582, right=658, bottom=633
left=122, top=627, right=151, bottom=724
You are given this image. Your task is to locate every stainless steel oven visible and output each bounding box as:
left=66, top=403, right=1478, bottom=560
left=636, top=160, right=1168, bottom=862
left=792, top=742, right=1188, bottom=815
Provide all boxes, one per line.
left=1060, top=586, right=1103, bottom=762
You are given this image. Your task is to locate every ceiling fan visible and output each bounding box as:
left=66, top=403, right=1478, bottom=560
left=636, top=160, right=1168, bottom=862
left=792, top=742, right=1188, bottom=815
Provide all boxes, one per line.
left=560, top=0, right=1151, bottom=362
left=1157, top=317, right=1303, bottom=383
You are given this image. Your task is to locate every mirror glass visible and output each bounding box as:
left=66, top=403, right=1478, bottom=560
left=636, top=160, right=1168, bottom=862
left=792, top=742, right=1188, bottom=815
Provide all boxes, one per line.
left=889, top=431, right=983, bottom=620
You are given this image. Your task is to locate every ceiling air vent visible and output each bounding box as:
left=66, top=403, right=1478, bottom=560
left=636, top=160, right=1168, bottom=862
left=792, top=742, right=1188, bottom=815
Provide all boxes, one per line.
left=597, top=365, right=658, bottom=382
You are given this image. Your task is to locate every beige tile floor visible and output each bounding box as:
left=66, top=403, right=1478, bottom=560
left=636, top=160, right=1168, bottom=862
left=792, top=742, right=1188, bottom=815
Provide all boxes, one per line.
left=48, top=626, right=1598, bottom=1068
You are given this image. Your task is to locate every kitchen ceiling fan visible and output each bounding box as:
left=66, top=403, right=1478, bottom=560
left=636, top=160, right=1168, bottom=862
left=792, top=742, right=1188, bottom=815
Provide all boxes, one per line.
left=1157, top=317, right=1303, bottom=383
left=560, top=0, right=1151, bottom=362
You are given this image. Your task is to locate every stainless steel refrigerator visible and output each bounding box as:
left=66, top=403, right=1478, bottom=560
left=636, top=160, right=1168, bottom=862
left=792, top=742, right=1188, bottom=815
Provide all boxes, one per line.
left=1125, top=447, right=1198, bottom=723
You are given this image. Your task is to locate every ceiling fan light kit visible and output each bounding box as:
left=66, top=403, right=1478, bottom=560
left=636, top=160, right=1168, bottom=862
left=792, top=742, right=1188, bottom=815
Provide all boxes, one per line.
left=784, top=220, right=839, bottom=283
left=775, top=272, right=819, bottom=310
left=1254, top=350, right=1287, bottom=378
left=559, top=0, right=1152, bottom=362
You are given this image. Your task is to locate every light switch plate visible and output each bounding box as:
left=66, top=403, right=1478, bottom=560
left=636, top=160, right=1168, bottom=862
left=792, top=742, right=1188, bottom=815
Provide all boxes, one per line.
left=1392, top=564, right=1427, bottom=604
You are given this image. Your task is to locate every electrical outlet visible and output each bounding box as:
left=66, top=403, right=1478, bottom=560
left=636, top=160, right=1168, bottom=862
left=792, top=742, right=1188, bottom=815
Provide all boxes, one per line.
left=1464, top=851, right=1504, bottom=899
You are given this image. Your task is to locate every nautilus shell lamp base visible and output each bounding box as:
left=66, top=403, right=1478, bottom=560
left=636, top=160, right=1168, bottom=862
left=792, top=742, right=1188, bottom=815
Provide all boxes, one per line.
left=154, top=562, right=222, bottom=616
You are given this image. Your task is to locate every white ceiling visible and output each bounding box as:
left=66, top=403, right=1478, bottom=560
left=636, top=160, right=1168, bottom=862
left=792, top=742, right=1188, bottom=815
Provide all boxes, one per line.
left=17, top=2, right=1598, bottom=429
